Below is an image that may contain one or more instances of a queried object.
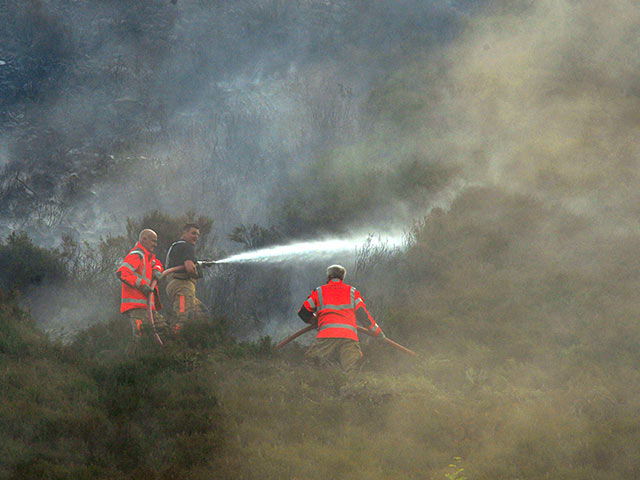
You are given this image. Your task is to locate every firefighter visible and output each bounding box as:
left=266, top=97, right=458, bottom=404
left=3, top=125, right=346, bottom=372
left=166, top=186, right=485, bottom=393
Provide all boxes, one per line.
left=165, top=223, right=209, bottom=333
left=116, top=229, right=167, bottom=339
left=298, top=264, right=386, bottom=374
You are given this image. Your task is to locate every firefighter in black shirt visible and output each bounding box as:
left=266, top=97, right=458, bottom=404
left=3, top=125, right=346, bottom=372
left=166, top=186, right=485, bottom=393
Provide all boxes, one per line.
left=165, top=223, right=208, bottom=333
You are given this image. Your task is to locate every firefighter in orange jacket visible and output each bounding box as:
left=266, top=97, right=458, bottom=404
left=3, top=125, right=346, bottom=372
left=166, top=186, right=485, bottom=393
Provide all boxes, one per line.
left=116, top=229, right=167, bottom=339
left=298, top=264, right=386, bottom=373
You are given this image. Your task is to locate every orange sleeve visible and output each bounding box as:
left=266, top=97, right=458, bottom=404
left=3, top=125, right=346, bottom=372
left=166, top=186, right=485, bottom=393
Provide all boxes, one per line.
left=117, top=252, right=148, bottom=289
left=354, top=290, right=382, bottom=336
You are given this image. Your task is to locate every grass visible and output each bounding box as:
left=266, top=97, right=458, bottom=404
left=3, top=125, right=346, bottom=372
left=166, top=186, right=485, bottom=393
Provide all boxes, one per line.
left=4, top=189, right=640, bottom=478
left=2, top=298, right=640, bottom=479
left=0, top=313, right=233, bottom=480
left=204, top=344, right=640, bottom=480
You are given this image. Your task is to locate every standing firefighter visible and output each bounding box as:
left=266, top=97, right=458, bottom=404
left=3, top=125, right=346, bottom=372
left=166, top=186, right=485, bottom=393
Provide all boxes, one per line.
left=165, top=223, right=209, bottom=333
left=116, top=229, right=167, bottom=339
left=298, top=264, right=386, bottom=374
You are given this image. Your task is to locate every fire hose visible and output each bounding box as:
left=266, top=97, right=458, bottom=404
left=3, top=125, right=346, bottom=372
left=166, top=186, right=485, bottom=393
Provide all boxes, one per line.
left=356, top=326, right=418, bottom=357
left=274, top=324, right=316, bottom=349
left=275, top=324, right=418, bottom=357
left=146, top=261, right=217, bottom=346
left=147, top=266, right=185, bottom=346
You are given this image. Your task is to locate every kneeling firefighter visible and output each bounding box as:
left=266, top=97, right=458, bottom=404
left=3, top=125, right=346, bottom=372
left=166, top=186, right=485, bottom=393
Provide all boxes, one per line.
left=298, top=264, right=386, bottom=374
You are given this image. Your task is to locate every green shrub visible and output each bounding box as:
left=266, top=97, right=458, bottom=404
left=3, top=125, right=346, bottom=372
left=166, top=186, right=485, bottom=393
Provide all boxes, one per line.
left=0, top=291, right=49, bottom=356
left=89, top=350, right=226, bottom=474
left=0, top=232, right=67, bottom=293
left=178, top=316, right=230, bottom=350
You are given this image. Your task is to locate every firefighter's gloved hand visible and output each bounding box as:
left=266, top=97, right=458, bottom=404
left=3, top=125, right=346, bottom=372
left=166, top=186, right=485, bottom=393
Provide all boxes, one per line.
left=154, top=313, right=168, bottom=331
left=152, top=270, right=162, bottom=282
left=140, top=284, right=153, bottom=296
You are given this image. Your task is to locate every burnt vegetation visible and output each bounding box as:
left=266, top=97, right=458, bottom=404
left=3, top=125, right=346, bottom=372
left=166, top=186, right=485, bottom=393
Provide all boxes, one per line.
left=0, top=0, right=465, bottom=242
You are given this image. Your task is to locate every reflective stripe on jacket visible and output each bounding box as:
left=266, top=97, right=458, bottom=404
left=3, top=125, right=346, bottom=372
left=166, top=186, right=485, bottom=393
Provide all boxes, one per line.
left=301, top=278, right=381, bottom=341
left=117, top=242, right=163, bottom=313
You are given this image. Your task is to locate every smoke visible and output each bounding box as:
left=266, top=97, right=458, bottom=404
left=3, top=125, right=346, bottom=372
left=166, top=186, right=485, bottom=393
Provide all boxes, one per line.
left=421, top=0, right=640, bottom=228
left=4, top=0, right=639, bottom=339
left=7, top=1, right=637, bottom=241
left=1, top=0, right=472, bottom=243
left=5, top=4, right=640, bottom=475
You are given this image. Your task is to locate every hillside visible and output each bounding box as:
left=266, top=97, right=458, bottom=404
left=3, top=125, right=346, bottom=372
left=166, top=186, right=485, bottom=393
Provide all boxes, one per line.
left=3, top=1, right=640, bottom=478
left=3, top=295, right=640, bottom=480
left=2, top=201, right=640, bottom=479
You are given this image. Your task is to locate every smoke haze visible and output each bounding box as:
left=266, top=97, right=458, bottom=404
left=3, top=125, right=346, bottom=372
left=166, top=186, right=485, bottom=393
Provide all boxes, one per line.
left=6, top=2, right=640, bottom=478
left=3, top=0, right=640, bottom=335
left=0, top=0, right=471, bottom=243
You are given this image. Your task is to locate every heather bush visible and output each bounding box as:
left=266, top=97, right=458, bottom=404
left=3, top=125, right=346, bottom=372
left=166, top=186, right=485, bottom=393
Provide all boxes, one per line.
left=0, top=232, right=67, bottom=293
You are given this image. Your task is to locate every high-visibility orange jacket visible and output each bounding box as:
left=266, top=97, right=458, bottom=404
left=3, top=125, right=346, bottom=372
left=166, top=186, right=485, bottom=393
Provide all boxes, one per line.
left=300, top=278, right=382, bottom=341
left=116, top=242, right=163, bottom=313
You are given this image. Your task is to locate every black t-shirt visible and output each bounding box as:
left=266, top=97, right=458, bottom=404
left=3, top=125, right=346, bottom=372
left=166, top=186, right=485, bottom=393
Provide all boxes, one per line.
left=166, top=240, right=196, bottom=268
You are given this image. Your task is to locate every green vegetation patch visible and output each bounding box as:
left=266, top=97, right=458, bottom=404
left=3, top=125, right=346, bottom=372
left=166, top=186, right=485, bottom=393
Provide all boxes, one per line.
left=0, top=295, right=230, bottom=480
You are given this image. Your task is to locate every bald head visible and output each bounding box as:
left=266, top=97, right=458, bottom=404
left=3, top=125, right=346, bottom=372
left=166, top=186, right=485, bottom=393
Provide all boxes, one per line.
left=139, top=229, right=158, bottom=252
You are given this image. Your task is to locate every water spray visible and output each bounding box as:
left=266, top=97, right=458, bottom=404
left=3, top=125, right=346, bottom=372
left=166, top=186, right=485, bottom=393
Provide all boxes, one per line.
left=214, top=234, right=405, bottom=264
